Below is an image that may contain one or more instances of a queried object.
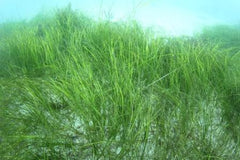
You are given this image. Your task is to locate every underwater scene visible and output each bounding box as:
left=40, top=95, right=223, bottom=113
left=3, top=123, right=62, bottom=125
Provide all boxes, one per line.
left=0, top=0, right=240, bottom=159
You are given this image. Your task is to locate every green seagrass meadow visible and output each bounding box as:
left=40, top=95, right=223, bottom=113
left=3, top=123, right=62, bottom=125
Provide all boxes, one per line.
left=0, top=6, right=240, bottom=160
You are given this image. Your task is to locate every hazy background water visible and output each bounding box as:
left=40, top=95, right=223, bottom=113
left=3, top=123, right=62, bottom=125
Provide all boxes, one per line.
left=0, top=0, right=240, bottom=35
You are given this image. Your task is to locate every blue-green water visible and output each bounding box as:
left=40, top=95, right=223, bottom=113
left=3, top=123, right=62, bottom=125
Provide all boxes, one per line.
left=0, top=0, right=240, bottom=36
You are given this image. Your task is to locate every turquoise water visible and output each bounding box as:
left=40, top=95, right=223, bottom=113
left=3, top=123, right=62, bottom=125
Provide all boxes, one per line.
left=0, top=0, right=240, bottom=35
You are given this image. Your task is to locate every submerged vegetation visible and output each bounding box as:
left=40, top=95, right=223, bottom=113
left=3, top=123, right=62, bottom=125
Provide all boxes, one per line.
left=0, top=6, right=240, bottom=159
